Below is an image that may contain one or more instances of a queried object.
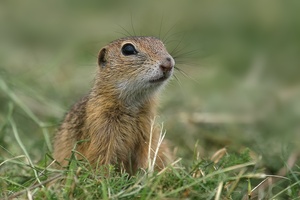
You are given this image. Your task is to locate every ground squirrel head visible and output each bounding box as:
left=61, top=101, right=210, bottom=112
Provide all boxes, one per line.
left=96, top=36, right=175, bottom=105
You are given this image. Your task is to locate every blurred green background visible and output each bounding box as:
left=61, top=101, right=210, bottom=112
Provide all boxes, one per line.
left=0, top=0, right=299, bottom=171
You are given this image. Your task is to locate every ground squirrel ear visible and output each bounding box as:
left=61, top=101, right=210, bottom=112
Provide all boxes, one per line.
left=98, top=48, right=107, bottom=67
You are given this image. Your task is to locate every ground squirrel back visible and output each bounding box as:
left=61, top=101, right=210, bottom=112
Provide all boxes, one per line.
left=53, top=36, right=175, bottom=174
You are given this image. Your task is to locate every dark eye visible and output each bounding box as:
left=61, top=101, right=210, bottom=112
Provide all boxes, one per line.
left=122, top=43, right=138, bottom=56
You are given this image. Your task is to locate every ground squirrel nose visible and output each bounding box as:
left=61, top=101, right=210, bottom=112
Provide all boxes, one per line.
left=160, top=57, right=174, bottom=72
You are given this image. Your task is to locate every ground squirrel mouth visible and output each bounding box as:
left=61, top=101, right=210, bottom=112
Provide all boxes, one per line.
left=149, top=74, right=170, bottom=83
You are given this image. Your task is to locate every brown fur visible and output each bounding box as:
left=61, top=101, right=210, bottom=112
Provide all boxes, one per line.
left=53, top=36, right=174, bottom=174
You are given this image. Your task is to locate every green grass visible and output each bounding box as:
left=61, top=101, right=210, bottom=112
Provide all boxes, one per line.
left=1, top=0, right=300, bottom=199
left=0, top=121, right=258, bottom=200
left=0, top=82, right=299, bottom=199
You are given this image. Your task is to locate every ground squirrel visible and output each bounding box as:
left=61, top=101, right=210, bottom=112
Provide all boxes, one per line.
left=53, top=36, right=175, bottom=174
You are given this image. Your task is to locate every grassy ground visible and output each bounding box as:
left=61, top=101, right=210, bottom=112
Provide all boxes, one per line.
left=1, top=0, right=300, bottom=199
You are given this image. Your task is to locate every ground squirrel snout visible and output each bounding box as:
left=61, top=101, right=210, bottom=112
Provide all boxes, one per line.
left=53, top=36, right=175, bottom=174
left=160, top=57, right=173, bottom=72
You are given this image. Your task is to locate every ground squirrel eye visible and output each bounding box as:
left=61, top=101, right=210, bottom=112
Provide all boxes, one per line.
left=122, top=43, right=138, bottom=56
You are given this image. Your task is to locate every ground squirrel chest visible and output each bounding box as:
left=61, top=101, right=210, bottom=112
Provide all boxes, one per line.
left=53, top=36, right=175, bottom=174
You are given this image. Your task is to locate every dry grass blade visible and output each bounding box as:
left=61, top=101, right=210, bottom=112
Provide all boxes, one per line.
left=215, top=181, right=223, bottom=200
left=147, top=117, right=155, bottom=172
